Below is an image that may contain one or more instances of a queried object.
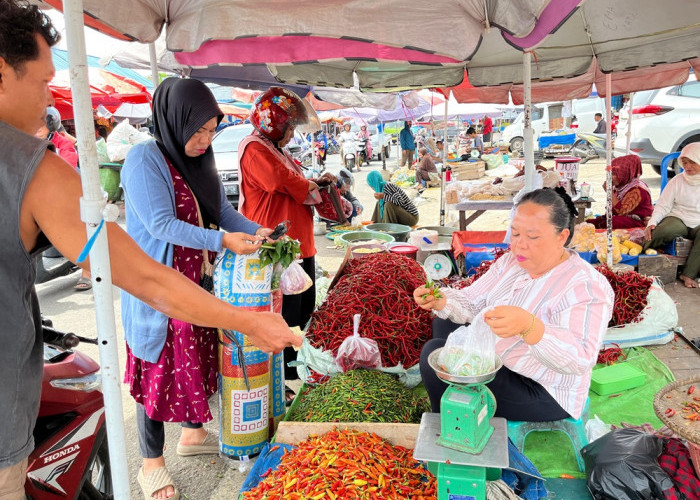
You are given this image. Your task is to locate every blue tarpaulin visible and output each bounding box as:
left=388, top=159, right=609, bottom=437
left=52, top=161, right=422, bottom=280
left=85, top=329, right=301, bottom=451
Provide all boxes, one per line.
left=51, top=48, right=154, bottom=89
left=538, top=133, right=576, bottom=148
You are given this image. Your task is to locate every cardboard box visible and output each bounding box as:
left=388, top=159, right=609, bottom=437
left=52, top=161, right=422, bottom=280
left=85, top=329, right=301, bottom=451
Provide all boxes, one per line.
left=455, top=169, right=485, bottom=181
left=274, top=421, right=419, bottom=449
left=590, top=362, right=645, bottom=396
left=445, top=190, right=459, bottom=204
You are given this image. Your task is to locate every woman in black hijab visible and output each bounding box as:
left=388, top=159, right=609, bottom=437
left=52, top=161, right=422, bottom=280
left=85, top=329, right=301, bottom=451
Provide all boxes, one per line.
left=121, top=78, right=274, bottom=500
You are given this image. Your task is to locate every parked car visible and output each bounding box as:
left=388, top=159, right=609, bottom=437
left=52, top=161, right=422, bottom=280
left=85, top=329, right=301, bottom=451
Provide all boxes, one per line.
left=212, top=123, right=253, bottom=208
left=614, top=73, right=700, bottom=176
left=370, top=130, right=392, bottom=160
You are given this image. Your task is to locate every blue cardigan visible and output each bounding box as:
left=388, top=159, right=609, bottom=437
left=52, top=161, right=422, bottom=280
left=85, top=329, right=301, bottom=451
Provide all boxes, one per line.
left=120, top=140, right=260, bottom=362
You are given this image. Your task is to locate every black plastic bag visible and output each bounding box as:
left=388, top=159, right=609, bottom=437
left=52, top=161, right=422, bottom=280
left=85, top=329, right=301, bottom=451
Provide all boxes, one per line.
left=582, top=428, right=674, bottom=499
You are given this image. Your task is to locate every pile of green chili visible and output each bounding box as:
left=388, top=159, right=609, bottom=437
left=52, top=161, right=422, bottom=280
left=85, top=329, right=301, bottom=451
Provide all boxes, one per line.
left=287, top=369, right=430, bottom=424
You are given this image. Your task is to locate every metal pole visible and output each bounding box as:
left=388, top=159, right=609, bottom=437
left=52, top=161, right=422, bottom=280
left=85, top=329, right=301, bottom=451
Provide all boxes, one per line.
left=380, top=123, right=386, bottom=170
left=605, top=74, right=614, bottom=268
left=439, top=96, right=449, bottom=226
left=625, top=93, right=634, bottom=155
left=523, top=52, right=534, bottom=191
left=395, top=120, right=400, bottom=170
left=63, top=1, right=130, bottom=497
left=148, top=42, right=159, bottom=89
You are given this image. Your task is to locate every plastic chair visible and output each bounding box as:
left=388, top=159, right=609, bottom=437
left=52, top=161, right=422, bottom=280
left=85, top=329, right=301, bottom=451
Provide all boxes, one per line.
left=506, top=398, right=590, bottom=472
left=660, top=152, right=682, bottom=193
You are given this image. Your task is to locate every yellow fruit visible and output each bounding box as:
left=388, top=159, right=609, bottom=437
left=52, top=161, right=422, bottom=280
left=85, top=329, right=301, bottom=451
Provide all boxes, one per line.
left=622, top=240, right=643, bottom=252
left=645, top=249, right=658, bottom=255
left=629, top=248, right=640, bottom=256
left=620, top=246, right=629, bottom=255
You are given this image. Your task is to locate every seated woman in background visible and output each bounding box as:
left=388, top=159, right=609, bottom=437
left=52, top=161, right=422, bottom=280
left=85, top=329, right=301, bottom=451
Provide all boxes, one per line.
left=415, top=188, right=613, bottom=421
left=414, top=147, right=440, bottom=190
left=589, top=154, right=653, bottom=229
left=644, top=142, right=700, bottom=288
left=367, top=171, right=419, bottom=226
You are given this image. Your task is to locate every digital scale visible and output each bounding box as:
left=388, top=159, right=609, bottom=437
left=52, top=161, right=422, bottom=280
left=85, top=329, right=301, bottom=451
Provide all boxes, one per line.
left=413, top=349, right=509, bottom=500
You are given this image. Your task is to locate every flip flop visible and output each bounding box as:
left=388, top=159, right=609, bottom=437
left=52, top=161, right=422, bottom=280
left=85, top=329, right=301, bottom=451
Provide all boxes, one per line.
left=137, top=466, right=180, bottom=500
left=285, top=385, right=296, bottom=407
left=176, top=431, right=219, bottom=457
left=73, top=277, right=92, bottom=291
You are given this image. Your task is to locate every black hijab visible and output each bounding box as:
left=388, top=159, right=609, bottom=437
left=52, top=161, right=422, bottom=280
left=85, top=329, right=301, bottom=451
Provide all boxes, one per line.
left=152, top=78, right=223, bottom=228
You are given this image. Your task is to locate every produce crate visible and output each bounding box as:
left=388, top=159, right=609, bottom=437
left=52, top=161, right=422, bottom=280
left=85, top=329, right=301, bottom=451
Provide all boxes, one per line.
left=674, top=237, right=693, bottom=258
left=455, top=167, right=485, bottom=180
left=637, top=255, right=678, bottom=285
left=273, top=421, right=420, bottom=449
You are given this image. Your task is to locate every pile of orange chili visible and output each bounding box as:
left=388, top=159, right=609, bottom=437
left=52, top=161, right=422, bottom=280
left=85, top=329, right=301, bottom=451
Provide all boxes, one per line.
left=241, top=428, right=437, bottom=500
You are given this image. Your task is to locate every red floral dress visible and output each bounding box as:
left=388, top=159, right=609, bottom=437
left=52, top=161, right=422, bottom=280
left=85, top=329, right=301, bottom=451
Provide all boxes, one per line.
left=124, top=162, right=218, bottom=423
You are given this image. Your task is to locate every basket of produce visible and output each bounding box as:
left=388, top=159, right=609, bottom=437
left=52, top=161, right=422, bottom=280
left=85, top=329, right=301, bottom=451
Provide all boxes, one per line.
left=329, top=223, right=363, bottom=233
left=338, top=230, right=395, bottom=246
left=365, top=223, right=411, bottom=242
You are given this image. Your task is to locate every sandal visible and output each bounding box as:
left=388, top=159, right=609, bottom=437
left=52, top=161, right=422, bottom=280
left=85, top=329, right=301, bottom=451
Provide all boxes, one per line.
left=285, top=385, right=296, bottom=407
left=73, top=276, right=92, bottom=291
left=176, top=431, right=219, bottom=457
left=137, top=466, right=180, bottom=500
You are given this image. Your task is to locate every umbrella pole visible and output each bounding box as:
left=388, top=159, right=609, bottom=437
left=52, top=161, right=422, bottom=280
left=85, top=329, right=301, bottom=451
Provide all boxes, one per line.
left=148, top=42, right=159, bottom=89
left=523, top=52, right=534, bottom=191
left=439, top=96, right=449, bottom=226
left=63, top=1, right=130, bottom=497
left=396, top=120, right=400, bottom=170
left=625, top=93, right=634, bottom=154
left=605, top=74, right=614, bottom=267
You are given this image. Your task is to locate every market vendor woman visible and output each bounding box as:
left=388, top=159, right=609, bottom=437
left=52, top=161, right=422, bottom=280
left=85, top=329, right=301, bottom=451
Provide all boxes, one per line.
left=414, top=188, right=614, bottom=421
left=367, top=170, right=419, bottom=226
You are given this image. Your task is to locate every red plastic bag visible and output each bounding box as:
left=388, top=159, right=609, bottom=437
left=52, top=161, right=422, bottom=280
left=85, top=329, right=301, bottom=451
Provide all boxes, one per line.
left=314, top=184, right=347, bottom=223
left=335, top=314, right=382, bottom=372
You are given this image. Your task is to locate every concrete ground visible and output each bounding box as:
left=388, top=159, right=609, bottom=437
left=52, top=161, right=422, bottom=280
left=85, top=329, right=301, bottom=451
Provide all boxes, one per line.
left=36, top=151, right=700, bottom=499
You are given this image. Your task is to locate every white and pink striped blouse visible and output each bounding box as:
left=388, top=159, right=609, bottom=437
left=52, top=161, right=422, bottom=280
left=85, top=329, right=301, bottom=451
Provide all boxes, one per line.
left=436, top=250, right=614, bottom=419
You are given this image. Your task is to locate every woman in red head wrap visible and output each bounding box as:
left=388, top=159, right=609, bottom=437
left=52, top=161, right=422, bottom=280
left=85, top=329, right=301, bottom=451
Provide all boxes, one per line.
left=590, top=154, right=653, bottom=229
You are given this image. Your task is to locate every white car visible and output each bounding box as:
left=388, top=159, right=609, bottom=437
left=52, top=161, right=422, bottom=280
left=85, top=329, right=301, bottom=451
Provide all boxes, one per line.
left=211, top=123, right=254, bottom=208
left=614, top=74, right=700, bottom=175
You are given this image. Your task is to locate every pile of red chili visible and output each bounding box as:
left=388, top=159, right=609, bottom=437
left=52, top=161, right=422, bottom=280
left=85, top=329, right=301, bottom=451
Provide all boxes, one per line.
left=596, top=266, right=654, bottom=327
left=306, top=253, right=432, bottom=367
left=241, top=428, right=437, bottom=500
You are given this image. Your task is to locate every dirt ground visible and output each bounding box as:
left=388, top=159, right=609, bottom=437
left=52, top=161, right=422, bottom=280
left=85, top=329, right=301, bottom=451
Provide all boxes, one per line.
left=35, top=151, right=699, bottom=499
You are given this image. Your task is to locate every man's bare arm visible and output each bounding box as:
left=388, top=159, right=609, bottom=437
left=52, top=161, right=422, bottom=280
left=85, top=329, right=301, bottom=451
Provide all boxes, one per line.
left=22, top=152, right=300, bottom=353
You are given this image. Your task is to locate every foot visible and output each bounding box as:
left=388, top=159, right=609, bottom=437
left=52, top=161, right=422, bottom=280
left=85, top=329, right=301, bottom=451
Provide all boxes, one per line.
left=142, top=458, right=175, bottom=499
left=285, top=385, right=296, bottom=406
left=179, top=427, right=209, bottom=447
left=680, top=274, right=699, bottom=288
left=74, top=276, right=92, bottom=291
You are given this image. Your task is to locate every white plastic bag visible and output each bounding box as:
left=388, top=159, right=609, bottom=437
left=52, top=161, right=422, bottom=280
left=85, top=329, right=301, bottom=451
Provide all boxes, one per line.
left=438, top=313, right=497, bottom=376
left=106, top=120, right=151, bottom=162
left=335, top=314, right=382, bottom=372
left=586, top=414, right=611, bottom=442
left=279, top=261, right=313, bottom=295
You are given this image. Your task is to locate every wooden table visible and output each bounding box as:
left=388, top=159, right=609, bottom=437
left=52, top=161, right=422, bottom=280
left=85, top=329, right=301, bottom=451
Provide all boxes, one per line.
left=454, top=197, right=594, bottom=230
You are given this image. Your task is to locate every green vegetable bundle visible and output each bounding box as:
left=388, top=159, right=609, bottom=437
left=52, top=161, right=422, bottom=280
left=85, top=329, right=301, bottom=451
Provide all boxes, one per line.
left=286, top=369, right=430, bottom=424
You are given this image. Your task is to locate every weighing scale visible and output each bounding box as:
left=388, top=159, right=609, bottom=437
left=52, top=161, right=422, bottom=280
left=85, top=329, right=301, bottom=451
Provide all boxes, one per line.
left=414, top=349, right=509, bottom=500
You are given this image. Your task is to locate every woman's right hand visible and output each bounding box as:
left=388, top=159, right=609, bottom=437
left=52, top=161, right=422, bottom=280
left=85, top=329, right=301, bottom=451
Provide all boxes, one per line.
left=644, top=225, right=656, bottom=241
left=373, top=192, right=384, bottom=200
left=222, top=232, right=264, bottom=255
left=308, top=180, right=319, bottom=191
left=413, top=286, right=447, bottom=311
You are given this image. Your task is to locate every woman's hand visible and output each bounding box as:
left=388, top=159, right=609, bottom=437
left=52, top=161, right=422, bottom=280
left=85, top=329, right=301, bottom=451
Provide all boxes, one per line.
left=256, top=227, right=276, bottom=241
left=222, top=232, right=264, bottom=255
left=374, top=192, right=385, bottom=200
left=357, top=206, right=363, bottom=215
left=644, top=225, right=655, bottom=241
left=413, top=286, right=446, bottom=311
left=316, top=172, right=337, bottom=185
left=483, top=306, right=532, bottom=338
left=308, top=180, right=319, bottom=191
left=246, top=312, right=303, bottom=354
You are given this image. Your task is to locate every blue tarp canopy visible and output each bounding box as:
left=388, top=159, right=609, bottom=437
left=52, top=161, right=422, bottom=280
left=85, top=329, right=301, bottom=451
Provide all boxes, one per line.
left=51, top=48, right=154, bottom=90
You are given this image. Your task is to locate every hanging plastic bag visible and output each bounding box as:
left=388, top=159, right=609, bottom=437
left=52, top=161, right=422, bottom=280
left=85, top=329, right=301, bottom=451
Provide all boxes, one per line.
left=335, top=314, right=382, bottom=372
left=437, top=313, right=497, bottom=376
left=582, top=428, right=674, bottom=500
left=279, top=261, right=313, bottom=295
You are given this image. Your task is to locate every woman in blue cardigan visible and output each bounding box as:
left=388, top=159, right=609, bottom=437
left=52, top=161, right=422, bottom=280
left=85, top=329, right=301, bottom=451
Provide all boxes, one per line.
left=121, top=78, right=273, bottom=500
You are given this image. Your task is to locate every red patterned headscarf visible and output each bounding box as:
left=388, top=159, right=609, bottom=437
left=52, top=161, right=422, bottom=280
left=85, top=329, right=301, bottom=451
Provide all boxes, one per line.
left=612, top=154, right=648, bottom=198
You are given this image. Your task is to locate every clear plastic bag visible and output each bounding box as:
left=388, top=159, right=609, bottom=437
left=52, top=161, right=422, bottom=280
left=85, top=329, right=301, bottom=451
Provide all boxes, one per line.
left=279, top=261, right=313, bottom=295
left=335, top=314, right=382, bottom=372
left=437, top=313, right=497, bottom=376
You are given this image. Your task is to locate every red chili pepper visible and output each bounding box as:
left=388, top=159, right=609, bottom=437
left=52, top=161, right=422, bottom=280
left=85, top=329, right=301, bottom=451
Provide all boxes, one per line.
left=688, top=385, right=695, bottom=395
left=665, top=408, right=676, bottom=417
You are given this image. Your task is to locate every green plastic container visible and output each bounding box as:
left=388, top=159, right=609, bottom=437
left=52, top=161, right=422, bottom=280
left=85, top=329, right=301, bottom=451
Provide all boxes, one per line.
left=590, top=362, right=645, bottom=396
left=365, top=223, right=411, bottom=242
left=338, top=230, right=395, bottom=246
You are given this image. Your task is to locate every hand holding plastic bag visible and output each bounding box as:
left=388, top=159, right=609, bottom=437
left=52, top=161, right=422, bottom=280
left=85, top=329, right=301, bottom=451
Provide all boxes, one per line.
left=438, top=313, right=496, bottom=376
left=279, top=261, right=313, bottom=295
left=335, top=314, right=382, bottom=372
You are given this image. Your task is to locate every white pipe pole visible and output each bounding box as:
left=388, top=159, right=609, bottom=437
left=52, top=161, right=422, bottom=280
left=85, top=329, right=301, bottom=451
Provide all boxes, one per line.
left=523, top=52, right=534, bottom=191
left=440, top=96, right=449, bottom=226
left=605, top=74, right=614, bottom=268
left=148, top=42, right=159, bottom=89
left=625, top=93, right=634, bottom=155
left=63, top=1, right=130, bottom=497
left=396, top=119, right=400, bottom=170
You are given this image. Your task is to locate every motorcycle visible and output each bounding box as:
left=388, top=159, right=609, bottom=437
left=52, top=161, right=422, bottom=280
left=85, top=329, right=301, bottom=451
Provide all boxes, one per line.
left=326, top=137, right=340, bottom=155
left=355, top=137, right=370, bottom=166
left=26, top=319, right=111, bottom=499
left=343, top=139, right=358, bottom=172
left=35, top=247, right=79, bottom=285
left=314, top=141, right=326, bottom=167
left=572, top=132, right=608, bottom=164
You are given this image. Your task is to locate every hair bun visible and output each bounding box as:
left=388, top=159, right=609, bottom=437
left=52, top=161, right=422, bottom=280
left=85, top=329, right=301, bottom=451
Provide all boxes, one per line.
left=554, top=186, right=579, bottom=219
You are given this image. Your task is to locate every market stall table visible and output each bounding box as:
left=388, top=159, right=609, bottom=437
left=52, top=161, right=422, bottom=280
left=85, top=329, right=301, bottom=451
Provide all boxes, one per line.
left=454, top=197, right=594, bottom=230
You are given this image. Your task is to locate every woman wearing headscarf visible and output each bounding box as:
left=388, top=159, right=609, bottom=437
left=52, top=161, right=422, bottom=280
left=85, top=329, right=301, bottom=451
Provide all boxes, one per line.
left=589, top=154, right=653, bottom=229
left=357, top=124, right=372, bottom=163
left=121, top=78, right=274, bottom=500
left=367, top=170, right=419, bottom=226
left=644, top=142, right=700, bottom=288
left=415, top=147, right=439, bottom=190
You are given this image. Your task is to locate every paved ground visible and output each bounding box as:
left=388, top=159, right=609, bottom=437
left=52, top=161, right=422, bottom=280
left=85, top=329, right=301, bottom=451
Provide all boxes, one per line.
left=36, top=151, right=700, bottom=499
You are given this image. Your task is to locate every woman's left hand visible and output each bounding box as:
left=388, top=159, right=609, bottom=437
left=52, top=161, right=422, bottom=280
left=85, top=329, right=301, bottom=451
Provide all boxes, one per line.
left=256, top=227, right=276, bottom=241
left=483, top=306, right=532, bottom=338
left=222, top=232, right=264, bottom=255
left=374, top=192, right=385, bottom=200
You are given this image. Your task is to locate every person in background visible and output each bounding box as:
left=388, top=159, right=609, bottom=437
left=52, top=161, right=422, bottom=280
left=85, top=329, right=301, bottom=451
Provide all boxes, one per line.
left=238, top=87, right=332, bottom=402
left=399, top=120, right=416, bottom=167
left=593, top=113, right=606, bottom=134
left=415, top=147, right=439, bottom=191
left=337, top=167, right=362, bottom=219
left=367, top=170, right=419, bottom=226
left=0, top=3, right=299, bottom=497
left=357, top=124, right=372, bottom=162
left=482, top=114, right=493, bottom=144
left=338, top=122, right=356, bottom=170
left=121, top=78, right=279, bottom=500
left=35, top=106, right=78, bottom=169
left=314, top=129, right=327, bottom=165
left=429, top=139, right=445, bottom=161
left=643, top=142, right=700, bottom=288
left=589, top=155, right=653, bottom=229
left=466, top=126, right=483, bottom=156
left=415, top=188, right=613, bottom=421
